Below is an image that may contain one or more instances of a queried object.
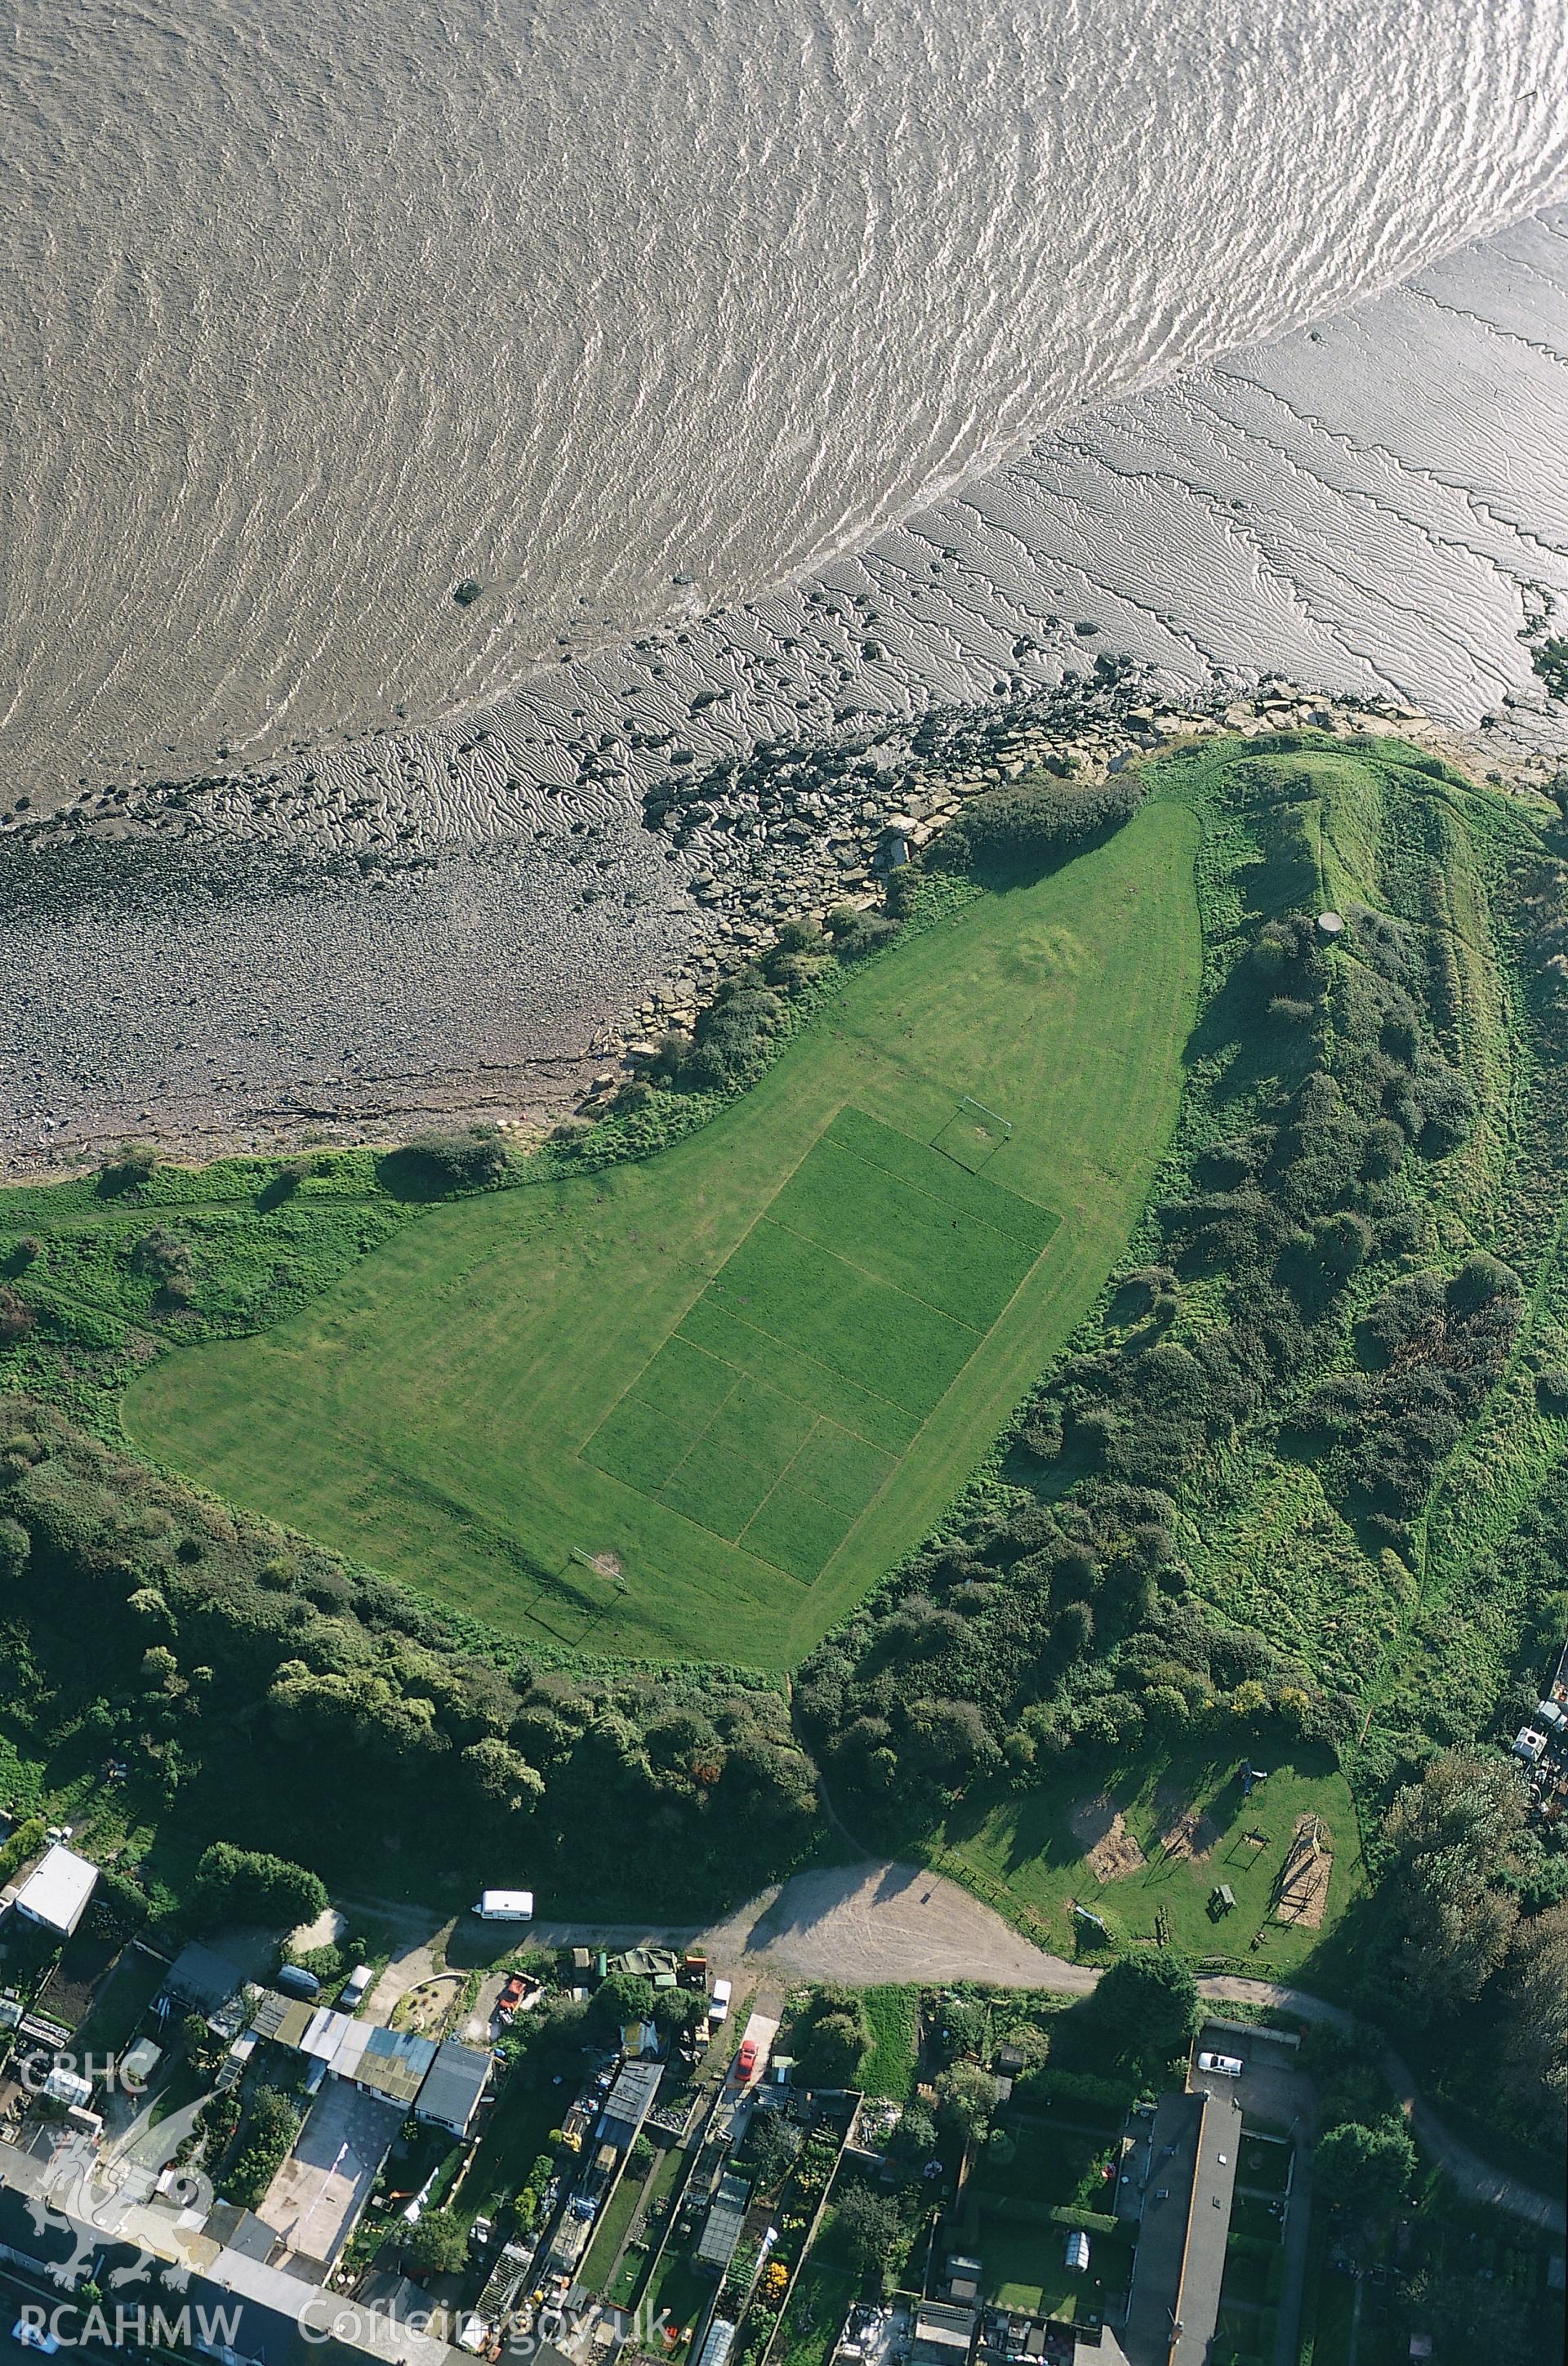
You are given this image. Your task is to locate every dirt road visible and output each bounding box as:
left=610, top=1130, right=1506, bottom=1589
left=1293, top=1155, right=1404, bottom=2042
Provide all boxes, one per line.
left=317, top=1857, right=1561, bottom=2235
left=699, top=1860, right=1096, bottom=1990
left=697, top=1865, right=1565, bottom=2233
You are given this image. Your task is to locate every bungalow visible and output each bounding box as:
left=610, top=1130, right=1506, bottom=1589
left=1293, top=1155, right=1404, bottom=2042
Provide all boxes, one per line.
left=249, top=1991, right=490, bottom=2135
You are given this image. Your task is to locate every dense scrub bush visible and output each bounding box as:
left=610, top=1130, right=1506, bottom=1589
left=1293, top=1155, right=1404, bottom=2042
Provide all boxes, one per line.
left=825, top=905, right=901, bottom=960
left=672, top=978, right=791, bottom=1094
left=0, top=1287, right=35, bottom=1343
left=791, top=1985, right=872, bottom=2087
left=132, top=1228, right=196, bottom=1308
left=98, top=1143, right=160, bottom=1195
left=0, top=1817, right=47, bottom=1886
left=923, top=773, right=1145, bottom=880
left=378, top=1125, right=514, bottom=1196
left=809, top=761, right=1499, bottom=1834
left=795, top=1473, right=1330, bottom=1834
left=1290, top=1258, right=1522, bottom=1520
left=228, top=2087, right=302, bottom=2207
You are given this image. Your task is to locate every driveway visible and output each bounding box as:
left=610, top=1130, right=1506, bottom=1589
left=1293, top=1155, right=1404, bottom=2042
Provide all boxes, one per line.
left=256, top=2083, right=403, bottom=2269
left=1190, top=1978, right=1565, bottom=2236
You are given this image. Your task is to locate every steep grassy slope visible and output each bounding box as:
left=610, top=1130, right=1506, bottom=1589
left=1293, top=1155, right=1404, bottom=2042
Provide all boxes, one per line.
left=795, top=734, right=1568, bottom=2026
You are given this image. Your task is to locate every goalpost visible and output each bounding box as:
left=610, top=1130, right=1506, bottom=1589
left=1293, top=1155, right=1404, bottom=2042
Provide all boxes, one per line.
left=933, top=1093, right=1014, bottom=1174
left=958, top=1094, right=1013, bottom=1139
left=570, top=1546, right=629, bottom=1593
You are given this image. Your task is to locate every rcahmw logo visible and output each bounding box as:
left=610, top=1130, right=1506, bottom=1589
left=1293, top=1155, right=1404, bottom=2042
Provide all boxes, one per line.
left=15, top=2304, right=244, bottom=2350
left=23, top=2141, right=211, bottom=2304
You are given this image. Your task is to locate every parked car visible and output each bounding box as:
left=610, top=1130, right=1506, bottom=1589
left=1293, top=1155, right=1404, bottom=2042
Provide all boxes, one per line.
left=496, top=1974, right=528, bottom=2021
left=14, top=2324, right=60, bottom=2355
left=1196, top=2051, right=1244, bottom=2078
left=708, top=1978, right=733, bottom=2026
left=736, top=2037, right=758, bottom=2081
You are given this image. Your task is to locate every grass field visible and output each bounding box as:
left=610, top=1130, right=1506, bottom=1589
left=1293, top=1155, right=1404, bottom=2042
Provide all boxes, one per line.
left=125, top=801, right=1200, bottom=1664
left=926, top=1738, right=1364, bottom=1976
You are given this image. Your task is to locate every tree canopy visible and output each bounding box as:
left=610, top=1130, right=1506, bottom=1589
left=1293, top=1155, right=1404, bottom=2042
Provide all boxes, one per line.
left=1314, top=2119, right=1415, bottom=2214
left=792, top=1986, right=872, bottom=2088
left=590, top=1972, right=657, bottom=2036
left=1082, top=1949, right=1198, bottom=2072
left=399, top=2208, right=469, bottom=2276
left=1380, top=1753, right=1526, bottom=2021
left=193, top=1842, right=327, bottom=1931
left=837, top=2185, right=906, bottom=2275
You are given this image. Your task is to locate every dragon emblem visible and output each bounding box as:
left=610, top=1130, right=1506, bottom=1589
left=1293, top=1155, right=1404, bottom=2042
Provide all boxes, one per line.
left=23, top=2133, right=209, bottom=2298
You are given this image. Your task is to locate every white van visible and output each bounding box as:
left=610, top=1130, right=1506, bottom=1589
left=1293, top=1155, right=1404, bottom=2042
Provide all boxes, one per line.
left=708, top=1977, right=733, bottom=2026
left=1197, top=2051, right=1244, bottom=2079
left=473, top=1890, right=534, bottom=1922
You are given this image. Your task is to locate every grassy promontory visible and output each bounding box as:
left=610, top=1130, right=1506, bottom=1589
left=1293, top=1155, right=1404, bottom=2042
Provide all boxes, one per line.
left=1, top=724, right=1566, bottom=2172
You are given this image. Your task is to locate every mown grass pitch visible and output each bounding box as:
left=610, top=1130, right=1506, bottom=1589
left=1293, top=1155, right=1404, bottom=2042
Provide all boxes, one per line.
left=126, top=800, right=1201, bottom=1665
left=582, top=1109, right=1055, bottom=1578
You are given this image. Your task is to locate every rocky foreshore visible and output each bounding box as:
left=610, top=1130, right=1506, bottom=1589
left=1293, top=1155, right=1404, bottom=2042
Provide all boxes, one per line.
left=2, top=665, right=1561, bottom=1180
left=581, top=671, right=1565, bottom=1088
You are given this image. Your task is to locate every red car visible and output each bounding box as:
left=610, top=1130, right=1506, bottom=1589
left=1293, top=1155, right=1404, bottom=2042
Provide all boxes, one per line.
left=496, top=1975, right=528, bottom=2021
left=736, top=2038, right=758, bottom=2081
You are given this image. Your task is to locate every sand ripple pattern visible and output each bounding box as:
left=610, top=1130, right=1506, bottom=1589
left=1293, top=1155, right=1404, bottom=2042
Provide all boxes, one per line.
left=3, top=210, right=1568, bottom=1174
left=4, top=0, right=1568, bottom=795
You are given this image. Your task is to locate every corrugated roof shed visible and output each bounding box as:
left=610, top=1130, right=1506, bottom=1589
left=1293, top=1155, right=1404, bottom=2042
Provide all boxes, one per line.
left=250, top=1990, right=302, bottom=2043
left=161, top=1940, right=249, bottom=2016
left=252, top=1994, right=436, bottom=2104
left=355, top=2022, right=437, bottom=2106
left=911, top=2304, right=977, bottom=2365
left=598, top=2057, right=662, bottom=2152
left=292, top=2007, right=372, bottom=2083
